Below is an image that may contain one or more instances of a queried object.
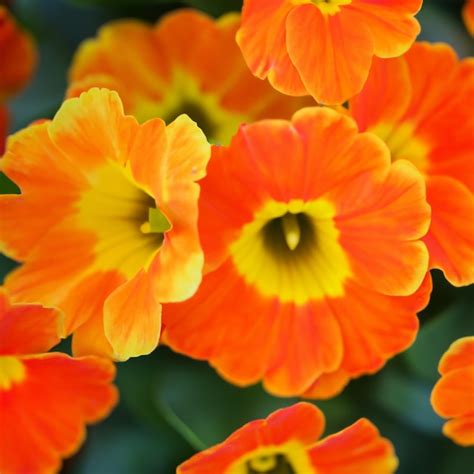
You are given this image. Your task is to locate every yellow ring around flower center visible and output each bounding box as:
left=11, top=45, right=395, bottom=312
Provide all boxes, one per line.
left=230, top=198, right=351, bottom=305
left=0, top=356, right=26, bottom=390
left=292, top=0, right=352, bottom=15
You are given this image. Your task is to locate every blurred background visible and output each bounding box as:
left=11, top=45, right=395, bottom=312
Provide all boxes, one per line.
left=1, top=0, right=473, bottom=472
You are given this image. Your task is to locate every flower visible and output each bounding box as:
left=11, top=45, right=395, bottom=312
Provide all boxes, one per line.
left=0, top=288, right=118, bottom=473
left=463, top=0, right=474, bottom=35
left=0, top=88, right=210, bottom=360
left=236, top=0, right=422, bottom=105
left=177, top=402, right=398, bottom=473
left=67, top=9, right=313, bottom=145
left=349, top=42, right=474, bottom=287
left=431, top=336, right=474, bottom=446
left=0, top=6, right=37, bottom=153
left=163, top=106, right=431, bottom=397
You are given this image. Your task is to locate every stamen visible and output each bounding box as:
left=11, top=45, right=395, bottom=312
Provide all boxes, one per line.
left=281, top=213, right=301, bottom=251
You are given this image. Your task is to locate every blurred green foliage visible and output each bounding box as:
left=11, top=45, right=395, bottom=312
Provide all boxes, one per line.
left=2, top=0, right=474, bottom=473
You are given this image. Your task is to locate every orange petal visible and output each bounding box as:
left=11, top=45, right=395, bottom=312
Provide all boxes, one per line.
left=0, top=6, right=37, bottom=101
left=303, top=367, right=351, bottom=400
left=311, top=418, right=398, bottom=474
left=347, top=0, right=421, bottom=58
left=0, top=105, right=8, bottom=154
left=463, top=0, right=474, bottom=35
left=333, top=275, right=431, bottom=376
left=4, top=222, right=97, bottom=308
left=438, top=336, right=474, bottom=375
left=0, top=289, right=60, bottom=355
left=336, top=160, right=430, bottom=296
left=443, top=415, right=474, bottom=447
left=0, top=353, right=117, bottom=474
left=164, top=260, right=343, bottom=397
left=69, top=20, right=170, bottom=108
left=423, top=177, right=474, bottom=286
left=0, top=123, right=87, bottom=260
left=349, top=56, right=411, bottom=132
left=71, top=311, right=113, bottom=359
left=147, top=115, right=210, bottom=302
left=236, top=0, right=307, bottom=96
left=286, top=5, right=374, bottom=105
left=49, top=88, right=138, bottom=171
left=104, top=270, right=162, bottom=360
left=431, top=367, right=474, bottom=419
left=60, top=270, right=125, bottom=336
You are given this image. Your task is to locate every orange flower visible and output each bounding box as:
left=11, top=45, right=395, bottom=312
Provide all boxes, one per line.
left=431, top=337, right=474, bottom=446
left=463, top=0, right=474, bottom=35
left=349, top=42, right=474, bottom=287
left=0, top=88, right=210, bottom=360
left=163, top=107, right=431, bottom=397
left=0, top=288, right=118, bottom=474
left=0, top=6, right=37, bottom=153
left=67, top=9, right=313, bottom=145
left=236, top=0, right=422, bottom=105
left=177, top=402, right=398, bottom=473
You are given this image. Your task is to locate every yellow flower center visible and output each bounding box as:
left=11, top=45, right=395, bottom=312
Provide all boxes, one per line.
left=77, top=161, right=171, bottom=278
left=230, top=199, right=351, bottom=305
left=0, top=356, right=26, bottom=390
left=293, top=0, right=352, bottom=15
left=134, top=70, right=246, bottom=145
left=369, top=122, right=430, bottom=173
left=227, top=442, right=316, bottom=474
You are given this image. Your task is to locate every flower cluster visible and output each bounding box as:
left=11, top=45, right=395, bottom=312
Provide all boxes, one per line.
left=0, top=1, right=473, bottom=472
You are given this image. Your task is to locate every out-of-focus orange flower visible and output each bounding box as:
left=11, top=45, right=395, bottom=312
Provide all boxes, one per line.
left=463, top=0, right=474, bottom=35
left=431, top=337, right=474, bottom=446
left=163, top=107, right=432, bottom=397
left=0, top=88, right=210, bottom=361
left=0, top=6, right=37, bottom=153
left=349, top=42, right=474, bottom=287
left=67, top=9, right=314, bottom=145
left=177, top=402, right=398, bottom=474
left=0, top=288, right=118, bottom=474
left=236, top=0, right=422, bottom=105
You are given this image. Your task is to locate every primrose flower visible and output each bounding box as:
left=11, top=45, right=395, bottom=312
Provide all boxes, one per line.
left=236, top=0, right=422, bottom=105
left=0, top=288, right=118, bottom=474
left=463, top=0, right=474, bottom=35
left=177, top=402, right=398, bottom=474
left=67, top=9, right=314, bottom=145
left=0, top=6, right=37, bottom=153
left=163, top=107, right=432, bottom=397
left=431, top=336, right=474, bottom=447
left=0, top=88, right=210, bottom=360
left=349, top=42, right=474, bottom=287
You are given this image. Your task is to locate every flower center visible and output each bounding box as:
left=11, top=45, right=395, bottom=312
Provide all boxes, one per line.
left=133, top=70, right=246, bottom=144
left=163, top=101, right=217, bottom=141
left=247, top=454, right=296, bottom=474
left=77, top=162, right=171, bottom=278
left=230, top=199, right=351, bottom=305
left=0, top=356, right=25, bottom=390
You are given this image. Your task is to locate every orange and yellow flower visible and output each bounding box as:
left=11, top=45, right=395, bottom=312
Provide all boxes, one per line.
left=0, top=87, right=210, bottom=361
left=163, top=106, right=432, bottom=397
left=0, top=6, right=37, bottom=153
left=67, top=9, right=313, bottom=145
left=349, top=42, right=474, bottom=287
left=431, top=336, right=474, bottom=447
left=236, top=0, right=422, bottom=105
left=177, top=402, right=398, bottom=473
left=0, top=288, right=118, bottom=474
left=463, top=0, right=474, bottom=35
